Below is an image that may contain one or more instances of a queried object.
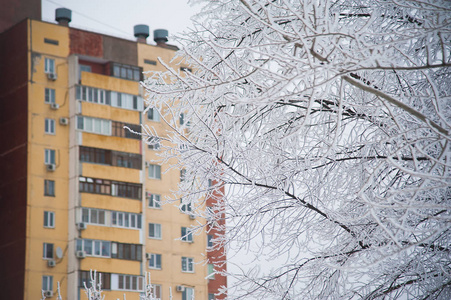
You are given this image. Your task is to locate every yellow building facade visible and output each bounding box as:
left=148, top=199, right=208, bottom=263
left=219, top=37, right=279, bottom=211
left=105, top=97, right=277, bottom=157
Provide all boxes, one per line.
left=0, top=9, right=213, bottom=300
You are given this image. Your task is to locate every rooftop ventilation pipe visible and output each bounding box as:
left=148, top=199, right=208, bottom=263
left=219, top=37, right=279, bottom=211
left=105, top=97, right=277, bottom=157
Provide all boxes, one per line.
left=154, top=29, right=169, bottom=47
left=55, top=8, right=72, bottom=26
left=134, top=25, right=150, bottom=43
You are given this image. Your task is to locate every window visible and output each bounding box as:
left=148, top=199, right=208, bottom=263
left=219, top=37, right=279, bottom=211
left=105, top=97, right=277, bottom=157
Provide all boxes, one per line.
left=180, top=169, right=186, bottom=182
left=45, top=149, right=55, bottom=164
left=181, top=227, right=193, bottom=242
left=76, top=239, right=111, bottom=257
left=45, top=58, right=55, bottom=74
left=112, top=121, right=141, bottom=139
left=144, top=59, right=157, bottom=65
left=148, top=164, right=161, bottom=179
left=148, top=253, right=162, bottom=269
left=111, top=211, right=142, bottom=229
left=79, top=177, right=142, bottom=200
left=147, top=108, right=160, bottom=122
left=45, top=118, right=55, bottom=134
left=208, top=293, right=215, bottom=300
left=44, top=211, right=55, bottom=228
left=44, top=180, right=55, bottom=196
left=180, top=67, right=192, bottom=73
left=42, top=276, right=53, bottom=291
left=207, top=235, right=213, bottom=248
left=79, top=177, right=111, bottom=195
left=207, top=264, right=215, bottom=280
left=45, top=88, right=55, bottom=104
left=151, top=284, right=162, bottom=300
left=111, top=181, right=142, bottom=200
left=180, top=199, right=192, bottom=213
left=43, top=243, right=54, bottom=259
left=111, top=62, right=142, bottom=81
left=111, top=242, right=142, bottom=261
left=77, top=116, right=112, bottom=135
left=181, top=257, right=194, bottom=273
left=117, top=274, right=143, bottom=291
left=79, top=271, right=111, bottom=289
left=148, top=223, right=162, bottom=239
left=44, top=38, right=59, bottom=45
left=79, top=146, right=142, bottom=169
left=76, top=85, right=107, bottom=105
left=147, top=193, right=161, bottom=209
left=82, top=208, right=106, bottom=225
left=182, top=287, right=195, bottom=300
left=110, top=92, right=142, bottom=110
left=180, top=113, right=185, bottom=125
left=147, top=137, right=161, bottom=150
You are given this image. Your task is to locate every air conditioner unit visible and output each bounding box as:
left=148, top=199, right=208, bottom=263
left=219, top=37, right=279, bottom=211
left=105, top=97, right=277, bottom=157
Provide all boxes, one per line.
left=77, top=222, right=87, bottom=230
left=44, top=290, right=53, bottom=297
left=46, top=164, right=56, bottom=171
left=189, top=214, right=196, bottom=220
left=50, top=103, right=60, bottom=110
left=47, top=260, right=56, bottom=267
left=176, top=285, right=185, bottom=292
left=146, top=253, right=152, bottom=260
left=59, top=117, right=69, bottom=125
left=47, top=73, right=57, bottom=80
left=76, top=250, right=86, bottom=259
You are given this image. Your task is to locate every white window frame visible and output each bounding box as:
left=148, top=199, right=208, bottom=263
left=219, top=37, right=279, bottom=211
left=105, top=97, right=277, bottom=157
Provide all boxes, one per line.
left=182, top=287, right=195, bottom=300
left=151, top=284, right=162, bottom=300
left=82, top=208, right=106, bottom=225
left=147, top=108, right=160, bottom=122
left=181, top=227, right=193, bottom=242
left=148, top=253, right=162, bottom=270
left=43, top=243, right=54, bottom=259
left=181, top=256, right=194, bottom=273
left=76, top=239, right=111, bottom=258
left=117, top=274, right=144, bottom=291
left=45, top=118, right=55, bottom=135
left=44, top=211, right=55, bottom=228
left=42, top=275, right=53, bottom=291
left=180, top=199, right=192, bottom=213
left=45, top=88, right=55, bottom=104
left=77, top=116, right=112, bottom=136
left=148, top=223, right=162, bottom=239
left=44, top=58, right=55, bottom=74
left=207, top=264, right=215, bottom=280
left=45, top=149, right=55, bottom=165
left=111, top=211, right=142, bottom=229
left=148, top=164, right=161, bottom=179
left=147, top=193, right=161, bottom=209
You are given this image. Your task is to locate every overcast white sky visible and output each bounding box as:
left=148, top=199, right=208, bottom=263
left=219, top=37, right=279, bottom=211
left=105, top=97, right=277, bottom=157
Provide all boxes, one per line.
left=41, top=0, right=201, bottom=45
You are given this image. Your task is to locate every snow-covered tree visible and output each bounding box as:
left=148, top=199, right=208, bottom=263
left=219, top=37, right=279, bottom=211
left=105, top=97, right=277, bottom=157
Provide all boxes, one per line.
left=142, top=0, right=451, bottom=299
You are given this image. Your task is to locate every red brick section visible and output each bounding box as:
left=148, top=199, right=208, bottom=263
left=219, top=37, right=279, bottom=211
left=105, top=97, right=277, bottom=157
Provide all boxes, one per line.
left=79, top=59, right=108, bottom=76
left=206, top=183, right=227, bottom=299
left=70, top=28, right=103, bottom=57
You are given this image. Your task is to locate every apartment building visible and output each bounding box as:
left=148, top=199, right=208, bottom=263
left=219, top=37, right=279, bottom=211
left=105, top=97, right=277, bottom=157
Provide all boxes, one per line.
left=0, top=5, right=226, bottom=300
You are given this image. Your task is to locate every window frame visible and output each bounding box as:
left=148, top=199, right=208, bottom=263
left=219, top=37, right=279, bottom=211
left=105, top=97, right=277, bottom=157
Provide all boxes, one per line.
left=147, top=193, right=161, bottom=209
left=151, top=284, right=162, bottom=300
left=181, top=227, right=193, bottom=243
left=111, top=211, right=142, bottom=229
left=45, top=118, right=56, bottom=135
left=148, top=223, right=162, bottom=239
left=44, top=149, right=56, bottom=165
left=42, top=275, right=53, bottom=292
left=181, top=256, right=194, bottom=273
left=182, top=287, right=195, bottom=300
left=43, top=243, right=54, bottom=259
left=147, top=108, right=160, bottom=122
left=117, top=274, right=144, bottom=291
left=44, top=58, right=55, bottom=74
left=148, top=164, right=161, bottom=179
left=45, top=88, right=55, bottom=104
left=44, top=180, right=55, bottom=196
left=44, top=211, right=55, bottom=228
left=148, top=253, right=162, bottom=270
left=76, top=239, right=111, bottom=258
left=82, top=208, right=106, bottom=226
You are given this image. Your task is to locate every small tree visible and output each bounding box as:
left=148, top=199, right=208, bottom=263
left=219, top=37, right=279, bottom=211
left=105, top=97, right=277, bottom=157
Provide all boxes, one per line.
left=143, top=0, right=451, bottom=299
